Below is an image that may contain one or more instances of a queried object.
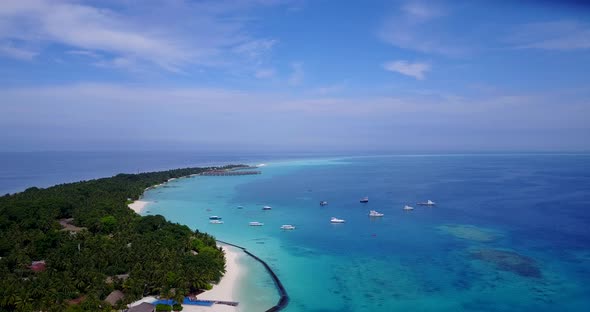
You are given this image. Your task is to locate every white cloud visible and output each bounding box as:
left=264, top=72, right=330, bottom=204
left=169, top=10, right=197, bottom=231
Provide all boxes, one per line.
left=383, top=60, right=430, bottom=80
left=510, top=20, right=590, bottom=51
left=288, top=62, right=304, bottom=86
left=0, top=0, right=282, bottom=71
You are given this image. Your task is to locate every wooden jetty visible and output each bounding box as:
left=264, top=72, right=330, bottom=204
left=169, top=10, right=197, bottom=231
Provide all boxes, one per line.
left=201, top=170, right=261, bottom=176
left=192, top=299, right=239, bottom=306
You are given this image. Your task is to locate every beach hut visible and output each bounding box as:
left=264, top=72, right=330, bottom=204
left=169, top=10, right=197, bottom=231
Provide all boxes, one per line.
left=105, top=290, right=125, bottom=306
left=126, top=302, right=155, bottom=312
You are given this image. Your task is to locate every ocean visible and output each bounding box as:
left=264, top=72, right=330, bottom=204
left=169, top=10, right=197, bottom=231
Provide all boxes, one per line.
left=142, top=154, right=590, bottom=312
left=3, top=152, right=590, bottom=311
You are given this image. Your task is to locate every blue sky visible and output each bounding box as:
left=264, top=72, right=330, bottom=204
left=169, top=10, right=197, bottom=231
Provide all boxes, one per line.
left=0, top=0, right=589, bottom=152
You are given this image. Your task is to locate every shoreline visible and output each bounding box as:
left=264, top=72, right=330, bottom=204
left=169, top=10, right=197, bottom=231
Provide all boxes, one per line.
left=128, top=166, right=289, bottom=311
left=217, top=240, right=289, bottom=312
left=182, top=244, right=244, bottom=312
left=128, top=199, right=150, bottom=214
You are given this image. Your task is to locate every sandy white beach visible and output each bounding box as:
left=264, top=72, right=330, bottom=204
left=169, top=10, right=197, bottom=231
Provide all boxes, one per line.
left=128, top=200, right=150, bottom=214
left=127, top=244, right=245, bottom=312
left=183, top=244, right=244, bottom=312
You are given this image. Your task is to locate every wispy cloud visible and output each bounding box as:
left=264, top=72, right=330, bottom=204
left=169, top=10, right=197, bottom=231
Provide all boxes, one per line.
left=401, top=1, right=445, bottom=20
left=255, top=68, right=276, bottom=79
left=509, top=20, right=590, bottom=51
left=378, top=0, right=467, bottom=56
left=66, top=50, right=101, bottom=58
left=288, top=62, right=304, bottom=86
left=383, top=60, right=430, bottom=80
left=0, top=0, right=283, bottom=71
left=311, top=84, right=346, bottom=95
left=0, top=42, right=37, bottom=60
left=1, top=83, right=588, bottom=150
left=233, top=39, right=278, bottom=59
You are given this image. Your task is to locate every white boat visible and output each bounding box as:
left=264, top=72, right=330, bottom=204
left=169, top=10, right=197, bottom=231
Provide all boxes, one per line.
left=280, top=224, right=296, bottom=230
left=403, top=205, right=414, bottom=211
left=330, top=217, right=345, bottom=223
left=262, top=206, right=272, bottom=210
left=368, top=210, right=384, bottom=217
left=320, top=201, right=328, bottom=206
left=417, top=200, right=436, bottom=206
left=209, top=216, right=222, bottom=220
left=249, top=221, right=264, bottom=226
left=209, top=220, right=224, bottom=224
left=360, top=197, right=369, bottom=203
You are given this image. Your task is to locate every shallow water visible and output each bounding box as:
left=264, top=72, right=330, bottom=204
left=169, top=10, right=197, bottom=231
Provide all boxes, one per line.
left=143, top=155, right=590, bottom=311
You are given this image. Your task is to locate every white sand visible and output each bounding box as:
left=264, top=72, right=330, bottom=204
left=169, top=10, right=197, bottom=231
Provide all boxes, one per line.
left=128, top=200, right=150, bottom=214
left=183, top=244, right=244, bottom=312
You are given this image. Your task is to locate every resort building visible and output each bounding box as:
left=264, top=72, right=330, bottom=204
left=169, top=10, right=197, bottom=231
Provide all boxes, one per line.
left=126, top=302, right=155, bottom=312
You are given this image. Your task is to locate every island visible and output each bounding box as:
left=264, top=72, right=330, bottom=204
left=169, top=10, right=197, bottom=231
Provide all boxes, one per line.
left=0, top=166, right=244, bottom=311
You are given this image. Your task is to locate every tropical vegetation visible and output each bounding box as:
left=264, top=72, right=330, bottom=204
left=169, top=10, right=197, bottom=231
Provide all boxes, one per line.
left=0, top=166, right=240, bottom=311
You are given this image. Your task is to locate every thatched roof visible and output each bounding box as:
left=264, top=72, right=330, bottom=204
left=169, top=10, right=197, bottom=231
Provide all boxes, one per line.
left=105, top=290, right=124, bottom=306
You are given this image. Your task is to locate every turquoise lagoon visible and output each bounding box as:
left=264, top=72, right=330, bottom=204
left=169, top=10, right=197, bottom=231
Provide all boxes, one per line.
left=142, top=155, right=590, bottom=311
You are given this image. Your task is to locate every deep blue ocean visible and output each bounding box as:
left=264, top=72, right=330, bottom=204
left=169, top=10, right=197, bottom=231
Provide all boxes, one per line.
left=2, top=152, right=590, bottom=311
left=139, top=154, right=590, bottom=312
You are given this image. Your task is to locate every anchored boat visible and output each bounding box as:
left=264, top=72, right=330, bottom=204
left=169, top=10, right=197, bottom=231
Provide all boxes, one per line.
left=368, top=210, right=384, bottom=217
left=417, top=200, right=436, bottom=206
left=330, top=217, right=346, bottom=223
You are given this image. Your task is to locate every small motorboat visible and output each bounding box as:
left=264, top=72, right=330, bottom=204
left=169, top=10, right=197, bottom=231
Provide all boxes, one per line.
left=320, top=201, right=328, bottom=206
left=249, top=221, right=264, bottom=226
left=209, top=216, right=222, bottom=220
left=403, top=205, right=414, bottom=211
left=280, top=224, right=296, bottom=230
left=417, top=200, right=436, bottom=206
left=237, top=206, right=244, bottom=209
left=330, top=217, right=346, bottom=223
left=209, top=220, right=224, bottom=224
left=360, top=197, right=369, bottom=203
left=368, top=210, right=384, bottom=217
left=262, top=206, right=272, bottom=210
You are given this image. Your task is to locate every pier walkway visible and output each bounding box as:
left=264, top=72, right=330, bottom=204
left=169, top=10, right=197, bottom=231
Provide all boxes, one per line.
left=201, top=170, right=261, bottom=176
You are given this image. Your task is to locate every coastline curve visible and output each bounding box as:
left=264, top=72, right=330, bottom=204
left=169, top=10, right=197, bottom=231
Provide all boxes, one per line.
left=216, top=240, right=289, bottom=312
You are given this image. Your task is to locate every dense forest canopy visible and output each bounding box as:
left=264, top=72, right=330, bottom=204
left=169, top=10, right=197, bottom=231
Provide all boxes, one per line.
left=0, top=165, right=243, bottom=311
